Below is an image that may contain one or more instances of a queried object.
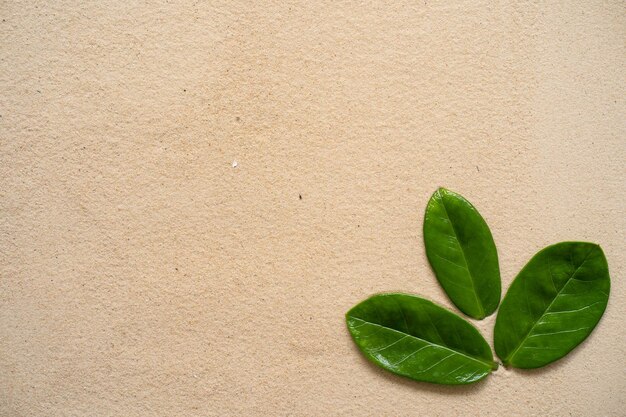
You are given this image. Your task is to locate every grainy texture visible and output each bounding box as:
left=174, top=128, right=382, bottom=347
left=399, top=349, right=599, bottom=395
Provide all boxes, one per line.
left=1, top=1, right=624, bottom=416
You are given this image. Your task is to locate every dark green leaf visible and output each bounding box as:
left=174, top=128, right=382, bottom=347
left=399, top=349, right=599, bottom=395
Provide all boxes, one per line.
left=494, top=242, right=610, bottom=369
left=423, top=188, right=501, bottom=319
left=346, top=293, right=497, bottom=385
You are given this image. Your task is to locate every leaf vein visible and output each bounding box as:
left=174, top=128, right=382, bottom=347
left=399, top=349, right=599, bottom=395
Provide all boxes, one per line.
left=545, top=301, right=604, bottom=315
left=528, top=327, right=590, bottom=338
left=392, top=345, right=432, bottom=366
left=368, top=335, right=408, bottom=353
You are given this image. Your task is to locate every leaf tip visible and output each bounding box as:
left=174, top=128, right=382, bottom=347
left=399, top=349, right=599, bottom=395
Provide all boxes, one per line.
left=474, top=312, right=487, bottom=320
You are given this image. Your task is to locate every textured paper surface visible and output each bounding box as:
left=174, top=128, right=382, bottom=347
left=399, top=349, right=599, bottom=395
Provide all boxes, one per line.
left=1, top=2, right=624, bottom=416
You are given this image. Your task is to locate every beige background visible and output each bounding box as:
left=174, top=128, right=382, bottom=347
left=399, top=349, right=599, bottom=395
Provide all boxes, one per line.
left=1, top=1, right=624, bottom=416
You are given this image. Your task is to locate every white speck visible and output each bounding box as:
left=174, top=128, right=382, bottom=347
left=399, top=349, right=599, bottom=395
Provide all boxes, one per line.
left=232, top=160, right=238, bottom=168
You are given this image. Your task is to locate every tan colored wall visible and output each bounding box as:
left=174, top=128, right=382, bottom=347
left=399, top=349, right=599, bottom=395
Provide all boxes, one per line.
left=1, top=1, right=624, bottom=416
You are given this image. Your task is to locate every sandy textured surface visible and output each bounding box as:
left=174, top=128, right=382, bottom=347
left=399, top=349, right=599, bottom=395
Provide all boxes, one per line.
left=1, top=1, right=624, bottom=416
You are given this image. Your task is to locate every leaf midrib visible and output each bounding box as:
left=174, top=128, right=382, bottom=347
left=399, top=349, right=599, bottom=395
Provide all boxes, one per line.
left=438, top=190, right=485, bottom=318
left=349, top=316, right=495, bottom=370
left=503, top=247, right=595, bottom=365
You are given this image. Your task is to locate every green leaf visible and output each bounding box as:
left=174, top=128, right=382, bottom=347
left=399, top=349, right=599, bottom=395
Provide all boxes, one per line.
left=494, top=242, right=610, bottom=369
left=346, top=293, right=497, bottom=385
left=423, top=188, right=501, bottom=319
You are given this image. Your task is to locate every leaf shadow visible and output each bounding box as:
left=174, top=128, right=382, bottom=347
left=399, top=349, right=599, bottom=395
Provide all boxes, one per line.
left=350, top=342, right=491, bottom=395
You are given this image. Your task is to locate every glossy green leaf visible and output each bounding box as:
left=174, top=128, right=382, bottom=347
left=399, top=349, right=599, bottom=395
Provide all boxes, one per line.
left=423, top=188, right=501, bottom=319
left=346, top=293, right=497, bottom=385
left=494, top=242, right=610, bottom=369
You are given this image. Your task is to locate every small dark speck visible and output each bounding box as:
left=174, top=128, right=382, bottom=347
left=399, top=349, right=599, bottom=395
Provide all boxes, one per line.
left=175, top=267, right=178, bottom=271
left=357, top=224, right=360, bottom=228
left=299, top=194, right=302, bottom=200
left=235, top=116, right=241, bottom=122
left=476, top=166, right=480, bottom=172
left=37, top=90, right=41, bottom=93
